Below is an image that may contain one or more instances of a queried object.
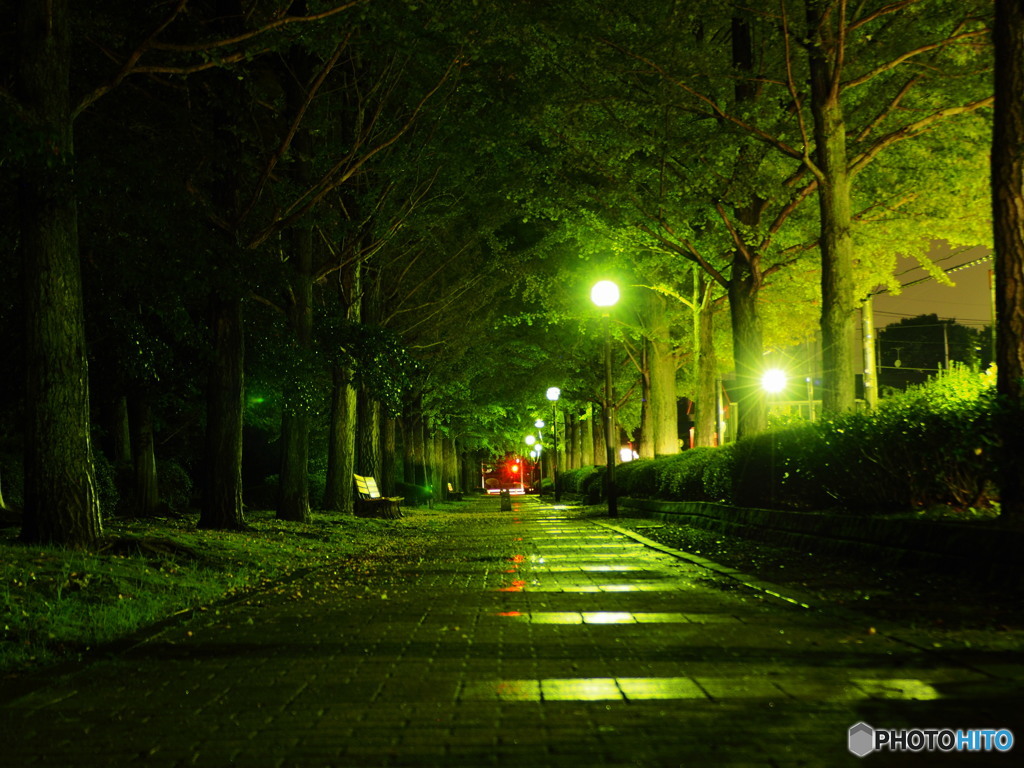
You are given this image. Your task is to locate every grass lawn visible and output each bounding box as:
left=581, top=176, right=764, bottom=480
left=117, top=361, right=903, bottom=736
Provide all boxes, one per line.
left=0, top=509, right=427, bottom=677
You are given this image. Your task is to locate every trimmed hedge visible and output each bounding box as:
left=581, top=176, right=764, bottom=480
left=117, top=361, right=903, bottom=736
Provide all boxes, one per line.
left=562, top=368, right=1000, bottom=515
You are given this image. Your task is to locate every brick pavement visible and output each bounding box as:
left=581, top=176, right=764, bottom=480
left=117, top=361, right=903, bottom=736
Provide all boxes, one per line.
left=3, top=496, right=1022, bottom=767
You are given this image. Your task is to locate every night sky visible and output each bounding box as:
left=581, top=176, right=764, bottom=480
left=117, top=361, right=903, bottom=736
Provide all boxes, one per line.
left=874, top=244, right=993, bottom=331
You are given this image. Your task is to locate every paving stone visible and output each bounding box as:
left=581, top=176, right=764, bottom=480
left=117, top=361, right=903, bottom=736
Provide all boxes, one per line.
left=3, top=496, right=1023, bottom=767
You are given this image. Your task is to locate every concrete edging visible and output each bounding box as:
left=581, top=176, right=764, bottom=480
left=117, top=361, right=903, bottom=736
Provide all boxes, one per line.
left=617, top=497, right=1023, bottom=586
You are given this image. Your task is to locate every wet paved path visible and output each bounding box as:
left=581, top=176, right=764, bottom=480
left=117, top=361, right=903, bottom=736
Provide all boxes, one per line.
left=4, top=497, right=1022, bottom=767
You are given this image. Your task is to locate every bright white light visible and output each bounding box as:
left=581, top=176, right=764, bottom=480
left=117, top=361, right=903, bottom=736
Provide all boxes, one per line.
left=762, top=368, right=787, bottom=393
left=535, top=419, right=545, bottom=428
left=525, top=435, right=536, bottom=446
left=546, top=387, right=561, bottom=402
left=619, top=447, right=639, bottom=463
left=591, top=280, right=620, bottom=308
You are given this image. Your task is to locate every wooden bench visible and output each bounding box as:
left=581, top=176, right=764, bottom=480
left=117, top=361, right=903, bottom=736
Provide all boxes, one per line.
left=353, top=474, right=403, bottom=519
left=446, top=482, right=463, bottom=501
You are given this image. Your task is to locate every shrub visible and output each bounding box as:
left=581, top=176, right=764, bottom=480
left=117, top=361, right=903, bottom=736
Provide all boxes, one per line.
left=701, top=446, right=735, bottom=503
left=92, top=451, right=120, bottom=518
left=0, top=450, right=24, bottom=510
left=615, top=459, right=659, bottom=498
left=656, top=448, right=718, bottom=501
left=560, top=466, right=599, bottom=494
left=158, top=460, right=194, bottom=514
left=811, top=367, right=998, bottom=511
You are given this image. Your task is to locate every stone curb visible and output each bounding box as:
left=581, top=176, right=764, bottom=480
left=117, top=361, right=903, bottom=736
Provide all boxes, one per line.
left=616, top=496, right=1024, bottom=587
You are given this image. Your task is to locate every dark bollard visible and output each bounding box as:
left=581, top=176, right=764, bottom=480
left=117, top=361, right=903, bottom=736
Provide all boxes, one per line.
left=499, top=489, right=512, bottom=511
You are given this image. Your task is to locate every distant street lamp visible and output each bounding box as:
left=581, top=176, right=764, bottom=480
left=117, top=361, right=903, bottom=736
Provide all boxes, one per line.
left=762, top=368, right=787, bottom=422
left=591, top=280, right=620, bottom=517
left=546, top=387, right=561, bottom=501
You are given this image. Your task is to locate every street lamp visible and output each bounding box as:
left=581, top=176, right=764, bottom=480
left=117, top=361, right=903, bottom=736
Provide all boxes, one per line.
left=762, top=368, right=786, bottom=423
left=761, top=368, right=787, bottom=393
left=546, top=387, right=561, bottom=501
left=591, top=280, right=619, bottom=517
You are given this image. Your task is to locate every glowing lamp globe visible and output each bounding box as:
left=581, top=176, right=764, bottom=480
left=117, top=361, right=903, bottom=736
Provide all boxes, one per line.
left=591, top=280, right=620, bottom=308
left=546, top=387, right=561, bottom=402
left=761, top=368, right=787, bottom=394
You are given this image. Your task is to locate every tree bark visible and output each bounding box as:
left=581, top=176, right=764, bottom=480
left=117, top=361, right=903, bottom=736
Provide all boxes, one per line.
left=199, top=293, right=246, bottom=530
left=807, top=0, right=857, bottom=414
left=460, top=444, right=479, bottom=494
left=694, top=289, right=718, bottom=447
left=356, top=387, right=380, bottom=479
left=592, top=406, right=607, bottom=467
left=638, top=364, right=655, bottom=460
left=443, top=436, right=459, bottom=493
left=566, top=413, right=579, bottom=468
left=129, top=391, right=159, bottom=517
left=581, top=405, right=595, bottom=466
left=993, top=0, right=1024, bottom=517
left=112, top=395, right=132, bottom=468
left=277, top=406, right=310, bottom=520
left=381, top=416, right=398, bottom=496
left=728, top=255, right=766, bottom=439
left=17, top=0, right=101, bottom=547
left=646, top=291, right=679, bottom=456
left=276, top=113, right=315, bottom=521
left=324, top=366, right=357, bottom=512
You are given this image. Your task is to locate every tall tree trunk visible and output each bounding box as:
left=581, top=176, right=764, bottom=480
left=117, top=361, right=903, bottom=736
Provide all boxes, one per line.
left=724, top=13, right=768, bottom=442
left=461, top=445, right=478, bottom=494
left=276, top=113, right=315, bottom=521
left=324, top=257, right=360, bottom=513
left=581, top=405, right=595, bottom=466
left=408, top=409, right=428, bottom=487
left=646, top=291, right=679, bottom=456
left=356, top=387, right=380, bottom=479
left=694, top=291, right=718, bottom=447
left=324, top=365, right=357, bottom=513
left=278, top=406, right=310, bottom=520
left=993, top=0, right=1024, bottom=518
left=436, top=431, right=446, bottom=501
left=566, top=413, right=579, bottom=468
left=401, top=417, right=413, bottom=484
left=638, top=362, right=655, bottom=460
left=129, top=391, right=159, bottom=517
left=807, top=0, right=857, bottom=414
left=443, top=437, right=459, bottom=494
left=112, top=395, right=132, bottom=469
left=381, top=416, right=398, bottom=496
left=199, top=293, right=246, bottom=530
left=17, top=0, right=101, bottom=547
left=729, top=256, right=766, bottom=439
left=593, top=406, right=607, bottom=467
left=861, top=295, right=879, bottom=409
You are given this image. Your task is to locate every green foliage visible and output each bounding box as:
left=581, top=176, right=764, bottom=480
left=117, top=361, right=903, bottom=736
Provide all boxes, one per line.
left=614, top=460, right=658, bottom=499
left=92, top=451, right=120, bottom=519
left=655, top=449, right=718, bottom=500
left=613, top=368, right=998, bottom=514
left=809, top=366, right=998, bottom=511
left=559, top=466, right=604, bottom=503
left=157, top=460, right=194, bottom=514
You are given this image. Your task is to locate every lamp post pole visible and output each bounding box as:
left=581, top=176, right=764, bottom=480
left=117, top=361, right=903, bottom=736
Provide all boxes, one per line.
left=533, top=420, right=545, bottom=494
left=591, top=280, right=620, bottom=518
left=546, top=388, right=561, bottom=501
left=602, top=314, right=618, bottom=517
